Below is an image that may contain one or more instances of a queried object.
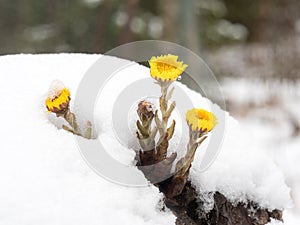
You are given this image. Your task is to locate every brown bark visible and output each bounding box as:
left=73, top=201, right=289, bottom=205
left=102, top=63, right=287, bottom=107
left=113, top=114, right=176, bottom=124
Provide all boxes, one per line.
left=163, top=181, right=282, bottom=225
left=139, top=158, right=283, bottom=225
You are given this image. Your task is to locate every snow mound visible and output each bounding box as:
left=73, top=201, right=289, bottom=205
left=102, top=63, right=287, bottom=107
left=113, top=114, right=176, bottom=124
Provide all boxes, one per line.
left=0, top=54, right=174, bottom=225
left=0, top=54, right=292, bottom=224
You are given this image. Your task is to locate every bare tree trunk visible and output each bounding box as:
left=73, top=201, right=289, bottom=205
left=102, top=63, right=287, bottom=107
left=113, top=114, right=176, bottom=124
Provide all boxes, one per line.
left=158, top=0, right=200, bottom=52
left=178, top=0, right=200, bottom=53
left=118, top=0, right=139, bottom=45
left=158, top=0, right=179, bottom=42
left=94, top=0, right=114, bottom=53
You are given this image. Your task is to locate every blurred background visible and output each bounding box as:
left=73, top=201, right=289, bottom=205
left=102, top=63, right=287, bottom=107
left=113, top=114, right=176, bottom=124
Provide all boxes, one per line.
left=1, top=0, right=299, bottom=153
left=1, top=2, right=299, bottom=144
left=1, top=0, right=300, bottom=79
left=1, top=0, right=300, bottom=221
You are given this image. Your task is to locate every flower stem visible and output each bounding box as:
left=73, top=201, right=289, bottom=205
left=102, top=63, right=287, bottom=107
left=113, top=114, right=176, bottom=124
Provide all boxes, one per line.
left=156, top=82, right=176, bottom=145
left=176, top=129, right=207, bottom=178
left=61, top=109, right=92, bottom=139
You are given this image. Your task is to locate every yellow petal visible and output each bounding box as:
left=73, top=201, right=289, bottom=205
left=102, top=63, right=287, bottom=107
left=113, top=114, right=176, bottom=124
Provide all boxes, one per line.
left=45, top=88, right=71, bottom=114
left=186, top=108, right=218, bottom=132
left=148, top=54, right=188, bottom=82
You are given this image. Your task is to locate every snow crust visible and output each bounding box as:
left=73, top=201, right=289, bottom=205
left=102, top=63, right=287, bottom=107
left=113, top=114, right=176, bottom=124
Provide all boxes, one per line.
left=0, top=54, right=296, bottom=224
left=0, top=54, right=174, bottom=225
left=47, top=79, right=66, bottom=99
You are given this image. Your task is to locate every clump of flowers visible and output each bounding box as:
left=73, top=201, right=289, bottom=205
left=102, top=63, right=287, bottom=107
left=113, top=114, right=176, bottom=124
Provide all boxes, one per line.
left=45, top=80, right=92, bottom=139
left=136, top=54, right=187, bottom=181
left=136, top=54, right=217, bottom=197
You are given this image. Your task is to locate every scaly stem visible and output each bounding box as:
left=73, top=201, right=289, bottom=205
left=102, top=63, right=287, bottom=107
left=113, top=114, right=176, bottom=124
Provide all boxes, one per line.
left=64, top=110, right=81, bottom=135
left=175, top=128, right=207, bottom=178
left=155, top=82, right=176, bottom=146
left=61, top=109, right=92, bottom=139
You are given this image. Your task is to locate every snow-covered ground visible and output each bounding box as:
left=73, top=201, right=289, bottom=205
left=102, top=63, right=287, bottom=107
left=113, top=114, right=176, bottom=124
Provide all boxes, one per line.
left=0, top=54, right=298, bottom=224
left=221, top=78, right=300, bottom=224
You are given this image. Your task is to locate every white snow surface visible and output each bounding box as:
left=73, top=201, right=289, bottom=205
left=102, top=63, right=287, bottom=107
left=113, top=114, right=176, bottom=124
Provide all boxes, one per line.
left=0, top=54, right=296, bottom=224
left=0, top=54, right=174, bottom=225
left=47, top=79, right=66, bottom=99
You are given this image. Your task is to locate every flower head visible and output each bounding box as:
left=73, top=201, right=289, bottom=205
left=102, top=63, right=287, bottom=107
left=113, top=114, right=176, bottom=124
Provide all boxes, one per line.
left=137, top=100, right=154, bottom=121
left=45, top=81, right=70, bottom=114
left=186, top=108, right=218, bottom=132
left=149, top=54, right=188, bottom=82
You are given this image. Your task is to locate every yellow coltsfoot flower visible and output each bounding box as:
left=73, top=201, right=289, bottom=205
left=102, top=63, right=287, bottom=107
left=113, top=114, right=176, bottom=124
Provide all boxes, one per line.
left=149, top=54, right=188, bottom=82
left=174, top=109, right=217, bottom=180
left=45, top=80, right=92, bottom=139
left=186, top=108, right=218, bottom=133
left=45, top=82, right=70, bottom=115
